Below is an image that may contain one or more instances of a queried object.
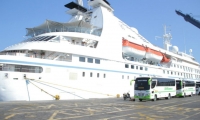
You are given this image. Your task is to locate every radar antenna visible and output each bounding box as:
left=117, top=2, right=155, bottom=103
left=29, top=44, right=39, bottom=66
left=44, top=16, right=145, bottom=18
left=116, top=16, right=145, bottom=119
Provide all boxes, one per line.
left=189, top=49, right=193, bottom=56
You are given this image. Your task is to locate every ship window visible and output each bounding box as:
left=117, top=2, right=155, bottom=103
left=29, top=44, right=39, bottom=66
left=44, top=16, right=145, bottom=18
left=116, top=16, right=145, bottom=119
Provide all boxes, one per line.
left=136, top=66, right=138, bottom=70
left=43, top=36, right=54, bottom=41
left=171, top=71, right=173, bottom=75
left=163, top=70, right=165, bottom=74
left=82, top=72, right=85, bottom=77
left=0, top=65, right=2, bottom=71
left=167, top=71, right=169, bottom=74
left=25, top=36, right=56, bottom=42
left=131, top=57, right=134, bottom=61
left=95, top=59, right=100, bottom=64
left=145, top=67, right=148, bottom=71
left=180, top=66, right=182, bottom=69
left=104, top=74, right=106, bottom=78
left=1, top=64, right=43, bottom=73
left=97, top=73, right=99, bottom=78
left=122, top=75, right=124, bottom=79
left=140, top=66, right=143, bottom=70
left=131, top=65, right=134, bottom=69
left=125, top=64, right=129, bottom=68
left=127, top=76, right=129, bottom=79
left=88, top=58, right=93, bottom=63
left=90, top=72, right=93, bottom=77
left=79, top=57, right=85, bottom=62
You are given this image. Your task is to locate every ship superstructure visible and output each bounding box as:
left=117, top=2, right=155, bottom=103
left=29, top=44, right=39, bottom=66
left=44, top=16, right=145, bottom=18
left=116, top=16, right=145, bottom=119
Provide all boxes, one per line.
left=0, top=0, right=199, bottom=101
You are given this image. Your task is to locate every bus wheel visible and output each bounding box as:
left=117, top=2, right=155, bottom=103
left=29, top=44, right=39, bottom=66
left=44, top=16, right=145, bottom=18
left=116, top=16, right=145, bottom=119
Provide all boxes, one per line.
left=152, top=95, right=157, bottom=101
left=139, top=99, right=142, bottom=102
left=168, top=94, right=171, bottom=100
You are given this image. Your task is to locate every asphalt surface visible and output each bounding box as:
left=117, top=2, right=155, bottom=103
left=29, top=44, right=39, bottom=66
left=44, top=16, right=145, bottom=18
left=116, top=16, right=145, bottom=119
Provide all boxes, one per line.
left=0, top=96, right=200, bottom=120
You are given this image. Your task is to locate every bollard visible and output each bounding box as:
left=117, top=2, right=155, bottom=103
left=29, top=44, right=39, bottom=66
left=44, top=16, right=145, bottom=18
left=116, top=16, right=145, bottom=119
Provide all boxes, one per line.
left=116, top=94, right=120, bottom=98
left=55, top=95, right=60, bottom=100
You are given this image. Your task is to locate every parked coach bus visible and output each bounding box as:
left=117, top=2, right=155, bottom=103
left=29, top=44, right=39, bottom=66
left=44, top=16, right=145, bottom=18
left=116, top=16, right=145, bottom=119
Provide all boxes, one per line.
left=134, top=77, right=176, bottom=101
left=176, top=79, right=195, bottom=97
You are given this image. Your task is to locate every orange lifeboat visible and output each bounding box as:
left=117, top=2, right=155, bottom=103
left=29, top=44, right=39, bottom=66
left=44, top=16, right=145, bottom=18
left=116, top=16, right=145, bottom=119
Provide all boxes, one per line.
left=161, top=54, right=170, bottom=63
left=122, top=38, right=170, bottom=63
left=122, top=39, right=146, bottom=59
left=145, top=47, right=163, bottom=63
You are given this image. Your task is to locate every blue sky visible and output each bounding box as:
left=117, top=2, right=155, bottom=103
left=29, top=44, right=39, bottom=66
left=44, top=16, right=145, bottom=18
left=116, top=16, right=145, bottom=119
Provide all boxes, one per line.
left=0, top=0, right=200, bottom=62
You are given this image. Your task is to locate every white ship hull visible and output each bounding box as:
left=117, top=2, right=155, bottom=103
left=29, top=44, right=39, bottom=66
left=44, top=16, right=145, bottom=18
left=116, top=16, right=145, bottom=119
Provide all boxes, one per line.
left=0, top=56, right=134, bottom=101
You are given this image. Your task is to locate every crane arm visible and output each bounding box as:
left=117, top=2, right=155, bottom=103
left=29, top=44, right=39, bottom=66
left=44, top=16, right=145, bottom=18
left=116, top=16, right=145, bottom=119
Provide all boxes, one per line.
left=175, top=10, right=200, bottom=29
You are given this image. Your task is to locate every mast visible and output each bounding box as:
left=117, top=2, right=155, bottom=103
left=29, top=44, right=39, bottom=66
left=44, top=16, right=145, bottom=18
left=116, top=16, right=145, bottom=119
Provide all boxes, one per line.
left=163, top=25, right=172, bottom=51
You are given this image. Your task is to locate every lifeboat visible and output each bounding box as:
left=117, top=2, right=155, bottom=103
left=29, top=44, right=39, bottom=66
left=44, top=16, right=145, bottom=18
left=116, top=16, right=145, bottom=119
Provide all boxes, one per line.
left=122, top=39, right=146, bottom=59
left=122, top=38, right=170, bottom=63
left=161, top=54, right=170, bottom=63
left=145, top=47, right=163, bottom=63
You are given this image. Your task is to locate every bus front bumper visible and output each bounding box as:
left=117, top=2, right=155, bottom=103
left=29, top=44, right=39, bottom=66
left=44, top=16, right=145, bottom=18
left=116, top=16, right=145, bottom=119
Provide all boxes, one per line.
left=134, top=95, right=150, bottom=100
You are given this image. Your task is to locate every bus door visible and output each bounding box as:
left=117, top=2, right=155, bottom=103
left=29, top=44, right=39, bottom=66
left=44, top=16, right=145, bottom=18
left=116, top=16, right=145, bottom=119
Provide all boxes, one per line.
left=182, top=81, right=185, bottom=89
left=176, top=80, right=182, bottom=96
left=151, top=79, right=157, bottom=94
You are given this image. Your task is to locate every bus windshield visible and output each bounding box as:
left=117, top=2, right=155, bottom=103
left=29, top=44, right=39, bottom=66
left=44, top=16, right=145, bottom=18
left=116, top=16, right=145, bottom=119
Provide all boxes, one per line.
left=135, top=78, right=150, bottom=90
left=196, top=82, right=200, bottom=88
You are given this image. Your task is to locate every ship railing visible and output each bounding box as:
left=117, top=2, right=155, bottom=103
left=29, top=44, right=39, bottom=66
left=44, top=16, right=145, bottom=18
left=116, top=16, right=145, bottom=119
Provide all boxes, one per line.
left=29, top=26, right=102, bottom=37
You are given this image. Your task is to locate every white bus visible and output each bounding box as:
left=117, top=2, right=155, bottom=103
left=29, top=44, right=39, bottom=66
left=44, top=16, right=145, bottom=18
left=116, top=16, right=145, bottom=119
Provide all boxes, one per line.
left=134, top=77, right=176, bottom=101
left=176, top=79, right=195, bottom=97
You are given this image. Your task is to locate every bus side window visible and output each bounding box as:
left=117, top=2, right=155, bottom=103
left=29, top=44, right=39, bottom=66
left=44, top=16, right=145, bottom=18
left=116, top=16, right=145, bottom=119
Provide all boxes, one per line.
left=151, top=81, right=156, bottom=88
left=182, top=83, right=185, bottom=88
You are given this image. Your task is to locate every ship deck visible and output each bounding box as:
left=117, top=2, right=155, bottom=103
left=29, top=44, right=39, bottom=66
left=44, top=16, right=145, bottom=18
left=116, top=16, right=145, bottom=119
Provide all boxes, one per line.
left=1, top=96, right=200, bottom=120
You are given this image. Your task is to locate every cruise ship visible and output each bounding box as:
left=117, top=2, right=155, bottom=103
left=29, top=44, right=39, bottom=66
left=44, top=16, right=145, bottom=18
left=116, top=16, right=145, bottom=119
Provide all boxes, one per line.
left=0, top=0, right=200, bottom=101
